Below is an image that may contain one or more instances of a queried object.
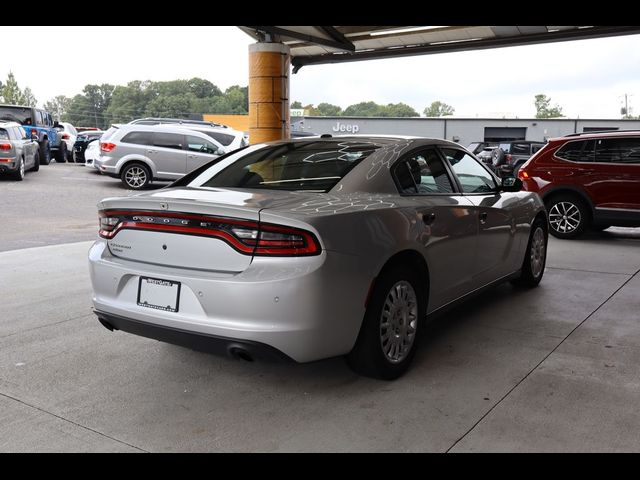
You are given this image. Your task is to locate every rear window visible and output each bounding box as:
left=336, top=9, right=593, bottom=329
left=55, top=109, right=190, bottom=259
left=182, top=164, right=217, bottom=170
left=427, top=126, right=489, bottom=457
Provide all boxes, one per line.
left=510, top=143, right=530, bottom=155
left=0, top=129, right=9, bottom=140
left=499, top=143, right=512, bottom=153
left=0, top=106, right=32, bottom=125
left=121, top=131, right=153, bottom=145
left=556, top=140, right=595, bottom=162
left=186, top=140, right=383, bottom=192
left=101, top=126, right=119, bottom=141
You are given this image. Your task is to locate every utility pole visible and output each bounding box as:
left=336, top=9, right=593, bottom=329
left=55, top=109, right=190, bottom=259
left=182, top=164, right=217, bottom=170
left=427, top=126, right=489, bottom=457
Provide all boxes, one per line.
left=620, top=93, right=633, bottom=118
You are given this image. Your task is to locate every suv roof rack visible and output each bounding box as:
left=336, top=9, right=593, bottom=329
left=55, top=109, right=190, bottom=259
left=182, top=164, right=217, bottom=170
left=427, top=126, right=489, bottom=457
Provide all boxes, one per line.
left=129, top=117, right=229, bottom=129
left=564, top=129, right=640, bottom=137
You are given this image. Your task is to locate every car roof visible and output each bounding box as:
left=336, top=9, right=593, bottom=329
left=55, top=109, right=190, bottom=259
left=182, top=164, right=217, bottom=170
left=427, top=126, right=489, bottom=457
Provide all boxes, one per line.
left=256, top=134, right=464, bottom=149
left=129, top=117, right=229, bottom=128
left=116, top=123, right=222, bottom=141
left=552, top=130, right=640, bottom=142
left=161, top=123, right=243, bottom=136
left=0, top=121, right=22, bottom=128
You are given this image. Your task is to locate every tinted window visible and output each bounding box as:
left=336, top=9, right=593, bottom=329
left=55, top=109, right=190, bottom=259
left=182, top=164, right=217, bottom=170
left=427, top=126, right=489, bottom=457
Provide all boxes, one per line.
left=0, top=106, right=33, bottom=125
left=499, top=143, right=512, bottom=153
left=200, top=130, right=234, bottom=146
left=441, top=148, right=497, bottom=193
left=121, top=131, right=153, bottom=145
left=101, top=127, right=119, bottom=141
left=556, top=140, right=595, bottom=162
left=153, top=132, right=184, bottom=150
left=532, top=144, right=544, bottom=153
left=0, top=129, right=8, bottom=140
left=393, top=149, right=454, bottom=194
left=186, top=135, right=218, bottom=154
left=595, top=137, right=640, bottom=164
left=511, top=143, right=529, bottom=155
left=189, top=140, right=382, bottom=192
left=11, top=127, right=23, bottom=140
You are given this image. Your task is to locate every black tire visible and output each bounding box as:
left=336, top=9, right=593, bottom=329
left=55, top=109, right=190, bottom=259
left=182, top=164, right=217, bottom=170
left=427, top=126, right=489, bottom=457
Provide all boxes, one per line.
left=121, top=162, right=151, bottom=190
left=491, top=147, right=505, bottom=166
left=55, top=142, right=67, bottom=162
left=347, top=264, right=426, bottom=380
left=545, top=193, right=590, bottom=239
left=511, top=217, right=548, bottom=287
left=66, top=146, right=74, bottom=162
left=31, top=151, right=40, bottom=172
left=12, top=157, right=25, bottom=181
left=39, top=139, right=51, bottom=165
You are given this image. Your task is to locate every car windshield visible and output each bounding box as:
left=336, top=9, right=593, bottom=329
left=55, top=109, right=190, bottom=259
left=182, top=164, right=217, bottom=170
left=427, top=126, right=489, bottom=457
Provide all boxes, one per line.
left=186, top=140, right=383, bottom=192
left=0, top=106, right=31, bottom=125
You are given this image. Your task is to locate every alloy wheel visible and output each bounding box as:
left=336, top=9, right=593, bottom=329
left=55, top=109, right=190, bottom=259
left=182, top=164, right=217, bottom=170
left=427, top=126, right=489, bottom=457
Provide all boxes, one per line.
left=124, top=166, right=147, bottom=188
left=530, top=227, right=546, bottom=278
left=548, top=201, right=581, bottom=234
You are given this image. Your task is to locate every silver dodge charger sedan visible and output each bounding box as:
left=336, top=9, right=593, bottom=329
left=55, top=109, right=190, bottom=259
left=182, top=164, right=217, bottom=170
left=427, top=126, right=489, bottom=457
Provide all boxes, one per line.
left=89, top=136, right=548, bottom=379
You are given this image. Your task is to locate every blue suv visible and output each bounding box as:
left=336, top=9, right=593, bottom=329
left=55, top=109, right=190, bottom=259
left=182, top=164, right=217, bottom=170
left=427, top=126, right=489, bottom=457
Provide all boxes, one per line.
left=0, top=104, right=66, bottom=164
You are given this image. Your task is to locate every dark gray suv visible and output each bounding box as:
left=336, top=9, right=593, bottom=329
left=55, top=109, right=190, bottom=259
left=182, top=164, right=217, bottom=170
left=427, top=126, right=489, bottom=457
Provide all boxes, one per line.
left=491, top=141, right=546, bottom=175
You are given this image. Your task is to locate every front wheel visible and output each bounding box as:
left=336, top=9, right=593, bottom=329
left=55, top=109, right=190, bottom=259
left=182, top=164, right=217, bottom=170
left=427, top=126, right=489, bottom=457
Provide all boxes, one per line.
left=511, top=218, right=548, bottom=287
left=39, top=139, right=51, bottom=165
left=546, top=194, right=590, bottom=239
left=347, top=265, right=425, bottom=380
left=30, top=150, right=40, bottom=172
left=121, top=163, right=151, bottom=189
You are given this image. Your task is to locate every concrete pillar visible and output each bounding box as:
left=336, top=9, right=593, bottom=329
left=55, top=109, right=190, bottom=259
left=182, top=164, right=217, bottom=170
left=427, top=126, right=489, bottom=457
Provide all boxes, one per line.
left=248, top=42, right=290, bottom=144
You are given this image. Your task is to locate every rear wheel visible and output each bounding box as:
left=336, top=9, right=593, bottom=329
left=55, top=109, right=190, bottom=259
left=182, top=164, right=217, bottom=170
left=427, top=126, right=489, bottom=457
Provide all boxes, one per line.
left=347, top=264, right=425, bottom=380
left=55, top=142, right=67, bottom=162
left=30, top=151, right=40, bottom=172
left=511, top=217, right=547, bottom=287
left=39, top=139, right=51, bottom=165
left=546, top=194, right=590, bottom=239
left=12, top=157, right=25, bottom=181
left=121, top=163, right=151, bottom=190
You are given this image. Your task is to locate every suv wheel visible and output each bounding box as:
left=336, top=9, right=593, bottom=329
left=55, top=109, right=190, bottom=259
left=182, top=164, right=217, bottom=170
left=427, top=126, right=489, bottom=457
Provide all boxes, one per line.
left=55, top=142, right=67, bottom=162
left=39, top=139, right=51, bottom=165
left=121, top=163, right=151, bottom=189
left=546, top=194, right=590, bottom=239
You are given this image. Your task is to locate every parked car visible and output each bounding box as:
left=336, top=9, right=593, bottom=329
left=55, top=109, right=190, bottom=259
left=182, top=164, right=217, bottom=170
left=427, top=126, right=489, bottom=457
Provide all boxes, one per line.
left=491, top=141, right=546, bottom=175
left=0, top=104, right=65, bottom=164
left=89, top=135, right=548, bottom=380
left=73, top=130, right=104, bottom=163
left=94, top=124, right=228, bottom=189
left=519, top=130, right=640, bottom=238
left=0, top=121, right=40, bottom=180
left=167, top=124, right=248, bottom=152
left=55, top=122, right=78, bottom=162
left=84, top=139, right=101, bottom=168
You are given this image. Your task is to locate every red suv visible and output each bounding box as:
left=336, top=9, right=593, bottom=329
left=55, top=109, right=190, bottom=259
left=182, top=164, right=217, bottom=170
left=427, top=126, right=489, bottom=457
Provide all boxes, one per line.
left=518, top=130, right=640, bottom=239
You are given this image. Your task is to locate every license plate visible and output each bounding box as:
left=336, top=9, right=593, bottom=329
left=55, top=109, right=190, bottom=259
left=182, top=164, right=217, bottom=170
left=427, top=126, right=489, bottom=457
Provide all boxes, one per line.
left=137, top=276, right=181, bottom=312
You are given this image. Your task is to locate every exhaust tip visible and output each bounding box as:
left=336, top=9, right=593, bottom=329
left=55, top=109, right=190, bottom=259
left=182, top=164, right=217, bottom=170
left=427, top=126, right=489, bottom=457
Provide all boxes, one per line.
left=229, top=347, right=254, bottom=362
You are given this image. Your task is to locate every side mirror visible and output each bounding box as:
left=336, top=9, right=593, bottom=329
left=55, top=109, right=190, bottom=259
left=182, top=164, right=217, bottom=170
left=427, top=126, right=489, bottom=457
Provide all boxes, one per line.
left=500, top=176, right=523, bottom=192
left=216, top=147, right=226, bottom=156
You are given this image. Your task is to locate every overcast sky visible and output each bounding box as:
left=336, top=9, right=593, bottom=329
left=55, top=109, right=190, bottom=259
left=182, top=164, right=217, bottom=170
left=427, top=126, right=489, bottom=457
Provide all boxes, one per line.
left=2, top=26, right=639, bottom=119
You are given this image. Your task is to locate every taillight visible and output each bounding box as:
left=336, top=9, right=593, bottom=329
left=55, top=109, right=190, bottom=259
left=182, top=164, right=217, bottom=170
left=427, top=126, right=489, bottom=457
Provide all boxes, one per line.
left=100, top=142, right=116, bottom=153
left=505, top=153, right=513, bottom=164
left=61, top=133, right=70, bottom=140
left=518, top=169, right=529, bottom=180
left=0, top=143, right=11, bottom=151
left=30, top=128, right=37, bottom=136
left=98, top=210, right=321, bottom=256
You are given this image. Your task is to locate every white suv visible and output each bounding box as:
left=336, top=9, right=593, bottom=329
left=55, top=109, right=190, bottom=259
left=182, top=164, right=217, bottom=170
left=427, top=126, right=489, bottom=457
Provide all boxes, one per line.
left=94, top=124, right=229, bottom=189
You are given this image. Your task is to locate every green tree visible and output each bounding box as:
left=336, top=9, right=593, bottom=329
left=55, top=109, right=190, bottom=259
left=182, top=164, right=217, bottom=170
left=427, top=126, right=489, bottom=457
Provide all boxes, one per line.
left=383, top=102, right=419, bottom=117
left=45, top=95, right=72, bottom=120
left=534, top=94, right=564, bottom=118
left=423, top=101, right=455, bottom=117
left=21, top=87, right=37, bottom=107
left=315, top=102, right=342, bottom=116
left=1, top=72, right=25, bottom=104
left=291, top=100, right=303, bottom=109
left=343, top=101, right=383, bottom=116
left=224, top=85, right=248, bottom=114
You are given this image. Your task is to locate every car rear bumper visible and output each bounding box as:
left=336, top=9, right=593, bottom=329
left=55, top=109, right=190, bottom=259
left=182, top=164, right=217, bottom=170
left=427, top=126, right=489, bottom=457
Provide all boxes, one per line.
left=95, top=310, right=293, bottom=362
left=0, top=158, right=19, bottom=173
left=89, top=240, right=370, bottom=363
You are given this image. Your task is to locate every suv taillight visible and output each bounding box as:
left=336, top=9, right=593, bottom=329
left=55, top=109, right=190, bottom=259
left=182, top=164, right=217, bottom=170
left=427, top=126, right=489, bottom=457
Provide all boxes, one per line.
left=100, top=142, right=116, bottom=153
left=30, top=128, right=38, bottom=137
left=505, top=153, right=513, bottom=164
left=0, top=143, right=11, bottom=151
left=61, top=133, right=70, bottom=140
left=98, top=210, right=321, bottom=256
left=518, top=169, right=529, bottom=180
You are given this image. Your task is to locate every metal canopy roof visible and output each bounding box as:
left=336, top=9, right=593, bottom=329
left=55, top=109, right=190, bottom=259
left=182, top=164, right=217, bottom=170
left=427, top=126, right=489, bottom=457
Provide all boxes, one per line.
left=238, top=26, right=640, bottom=73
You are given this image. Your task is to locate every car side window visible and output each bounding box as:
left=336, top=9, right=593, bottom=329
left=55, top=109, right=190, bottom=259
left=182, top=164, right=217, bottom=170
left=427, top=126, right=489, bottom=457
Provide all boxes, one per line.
left=186, top=135, right=218, bottom=155
left=440, top=148, right=497, bottom=194
left=0, top=129, right=9, bottom=140
left=556, top=140, right=596, bottom=162
left=18, top=126, right=28, bottom=140
left=153, top=132, right=184, bottom=150
left=595, top=137, right=640, bottom=164
left=392, top=149, right=454, bottom=195
left=121, top=131, right=154, bottom=145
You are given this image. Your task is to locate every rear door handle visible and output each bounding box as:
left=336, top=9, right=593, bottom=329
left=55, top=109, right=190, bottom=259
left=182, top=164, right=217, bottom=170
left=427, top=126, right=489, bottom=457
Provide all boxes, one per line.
left=146, top=149, right=157, bottom=154
left=422, top=212, right=436, bottom=225
left=479, top=212, right=488, bottom=224
left=187, top=154, right=197, bottom=158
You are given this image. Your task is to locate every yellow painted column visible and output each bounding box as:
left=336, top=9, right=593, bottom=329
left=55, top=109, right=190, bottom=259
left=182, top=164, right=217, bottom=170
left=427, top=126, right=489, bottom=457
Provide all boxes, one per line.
left=248, top=42, right=290, bottom=144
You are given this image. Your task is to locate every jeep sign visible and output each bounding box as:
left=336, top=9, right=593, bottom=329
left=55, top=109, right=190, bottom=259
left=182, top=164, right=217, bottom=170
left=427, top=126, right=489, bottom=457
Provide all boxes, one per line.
left=332, top=121, right=360, bottom=134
